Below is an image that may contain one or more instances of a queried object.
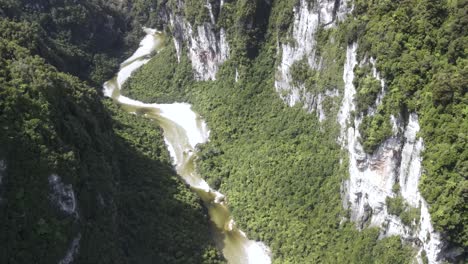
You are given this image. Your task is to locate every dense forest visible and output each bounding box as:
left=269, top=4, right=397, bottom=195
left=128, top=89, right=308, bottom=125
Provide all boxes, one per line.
left=352, top=0, right=467, bottom=248
left=123, top=18, right=416, bottom=264
left=0, top=0, right=466, bottom=263
left=123, top=0, right=467, bottom=263
left=0, top=0, right=222, bottom=263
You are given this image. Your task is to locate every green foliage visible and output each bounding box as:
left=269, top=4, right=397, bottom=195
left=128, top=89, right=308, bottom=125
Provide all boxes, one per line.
left=353, top=65, right=382, bottom=113
left=217, top=0, right=272, bottom=59
left=401, top=207, right=422, bottom=227
left=386, top=196, right=406, bottom=216
left=106, top=102, right=225, bottom=264
left=421, top=250, right=429, bottom=264
left=181, top=0, right=210, bottom=25
left=121, top=42, right=193, bottom=103
left=358, top=111, right=393, bottom=153
left=123, top=4, right=414, bottom=261
left=372, top=236, right=413, bottom=264
left=314, top=27, right=347, bottom=93
left=353, top=0, right=468, bottom=247
left=129, top=0, right=160, bottom=28
left=287, top=26, right=347, bottom=98
left=0, top=0, right=161, bottom=86
left=0, top=13, right=223, bottom=264
left=386, top=196, right=421, bottom=226
left=290, top=58, right=318, bottom=87
left=269, top=0, right=295, bottom=37
left=3, top=0, right=465, bottom=262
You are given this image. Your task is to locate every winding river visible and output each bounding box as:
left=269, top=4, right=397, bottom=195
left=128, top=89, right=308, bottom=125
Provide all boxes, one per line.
left=103, top=28, right=271, bottom=264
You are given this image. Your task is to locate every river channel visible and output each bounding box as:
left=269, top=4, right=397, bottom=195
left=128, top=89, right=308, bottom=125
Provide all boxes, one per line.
left=103, top=28, right=271, bottom=264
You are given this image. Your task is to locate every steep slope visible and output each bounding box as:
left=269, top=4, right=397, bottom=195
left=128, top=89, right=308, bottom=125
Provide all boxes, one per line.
left=123, top=0, right=467, bottom=263
left=275, top=0, right=349, bottom=113
left=274, top=0, right=462, bottom=262
left=0, top=0, right=128, bottom=85
left=342, top=1, right=467, bottom=261
left=0, top=7, right=223, bottom=264
left=274, top=1, right=467, bottom=262
left=1, top=0, right=466, bottom=263
left=122, top=1, right=411, bottom=263
left=339, top=44, right=444, bottom=263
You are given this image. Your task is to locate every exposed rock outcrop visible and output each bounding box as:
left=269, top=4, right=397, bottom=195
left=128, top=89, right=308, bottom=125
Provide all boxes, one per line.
left=48, top=174, right=78, bottom=218
left=274, top=3, right=451, bottom=257
left=275, top=0, right=351, bottom=120
left=338, top=44, right=445, bottom=264
left=162, top=0, right=230, bottom=81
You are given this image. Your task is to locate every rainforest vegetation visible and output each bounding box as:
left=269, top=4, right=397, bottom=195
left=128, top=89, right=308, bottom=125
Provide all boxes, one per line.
left=0, top=1, right=222, bottom=263
left=351, top=0, right=467, bottom=247
left=0, top=0, right=466, bottom=263
left=126, top=38, right=417, bottom=263
left=124, top=0, right=467, bottom=262
left=123, top=1, right=413, bottom=263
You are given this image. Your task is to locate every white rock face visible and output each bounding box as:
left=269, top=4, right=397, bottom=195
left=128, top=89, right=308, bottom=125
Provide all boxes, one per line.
left=58, top=233, right=81, bottom=264
left=366, top=57, right=386, bottom=116
left=275, top=0, right=349, bottom=120
left=302, top=88, right=340, bottom=121
left=48, top=174, right=78, bottom=218
left=339, top=44, right=444, bottom=263
left=399, top=115, right=444, bottom=264
left=169, top=0, right=229, bottom=81
left=336, top=0, right=352, bottom=21
left=338, top=43, right=358, bottom=133
left=206, top=0, right=216, bottom=25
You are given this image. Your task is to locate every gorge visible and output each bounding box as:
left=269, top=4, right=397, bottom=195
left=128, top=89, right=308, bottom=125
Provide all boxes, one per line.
left=104, top=28, right=271, bottom=264
left=0, top=0, right=466, bottom=263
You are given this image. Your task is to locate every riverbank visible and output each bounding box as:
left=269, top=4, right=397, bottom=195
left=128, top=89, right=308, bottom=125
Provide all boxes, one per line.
left=104, top=28, right=271, bottom=264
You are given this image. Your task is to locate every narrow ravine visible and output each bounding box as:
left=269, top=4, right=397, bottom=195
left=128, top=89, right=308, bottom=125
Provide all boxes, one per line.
left=103, top=28, right=271, bottom=264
